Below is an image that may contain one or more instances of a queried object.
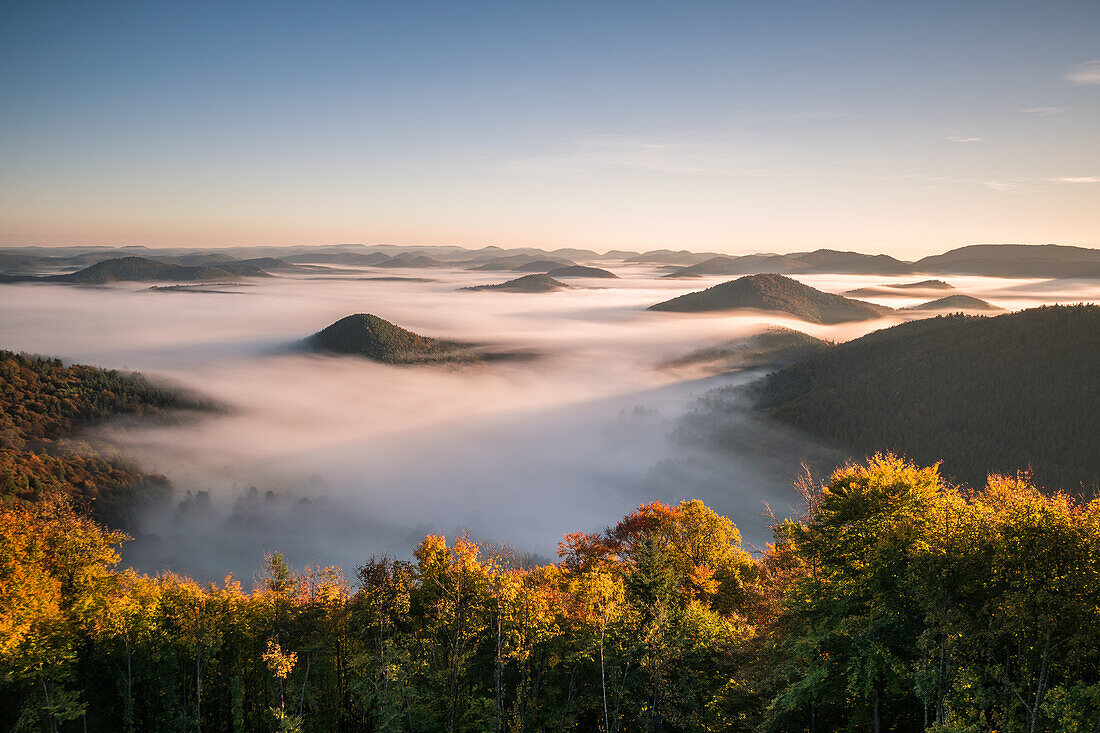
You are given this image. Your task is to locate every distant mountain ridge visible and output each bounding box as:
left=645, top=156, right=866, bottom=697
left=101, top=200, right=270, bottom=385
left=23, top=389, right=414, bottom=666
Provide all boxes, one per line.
left=648, top=274, right=889, bottom=323
left=912, top=244, right=1100, bottom=278
left=664, top=250, right=914, bottom=278
left=3, top=243, right=1100, bottom=279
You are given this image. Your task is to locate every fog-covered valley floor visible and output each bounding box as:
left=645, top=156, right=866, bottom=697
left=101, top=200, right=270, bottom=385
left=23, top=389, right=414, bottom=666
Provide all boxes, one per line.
left=1, top=264, right=1094, bottom=580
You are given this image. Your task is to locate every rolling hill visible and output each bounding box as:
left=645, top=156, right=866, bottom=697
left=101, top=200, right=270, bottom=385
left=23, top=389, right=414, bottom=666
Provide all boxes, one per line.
left=756, top=305, right=1100, bottom=491
left=902, top=294, right=1003, bottom=312
left=51, top=256, right=271, bottom=283
left=304, top=314, right=473, bottom=364
left=913, top=244, right=1100, bottom=278
left=624, top=249, right=721, bottom=265
left=664, top=249, right=915, bottom=278
left=462, top=274, right=570, bottom=293
left=547, top=265, right=618, bottom=278
left=512, top=259, right=575, bottom=272
left=648, top=274, right=889, bottom=323
left=846, top=280, right=955, bottom=297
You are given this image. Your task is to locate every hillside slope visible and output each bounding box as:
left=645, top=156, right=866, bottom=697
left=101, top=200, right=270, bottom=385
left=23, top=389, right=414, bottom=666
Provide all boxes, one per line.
left=648, top=273, right=888, bottom=323
left=304, top=314, right=472, bottom=363
left=903, top=294, right=1003, bottom=312
left=547, top=265, right=618, bottom=278
left=756, top=305, right=1100, bottom=490
left=0, top=350, right=209, bottom=525
left=661, top=327, right=830, bottom=372
left=463, top=274, right=570, bottom=292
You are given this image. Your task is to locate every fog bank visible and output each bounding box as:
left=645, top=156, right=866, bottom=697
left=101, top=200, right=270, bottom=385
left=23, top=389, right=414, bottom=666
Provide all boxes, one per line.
left=2, top=266, right=1093, bottom=580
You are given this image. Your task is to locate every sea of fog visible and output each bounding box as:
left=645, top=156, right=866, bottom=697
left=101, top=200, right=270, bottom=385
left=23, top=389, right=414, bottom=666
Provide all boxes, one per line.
left=1, top=265, right=1094, bottom=581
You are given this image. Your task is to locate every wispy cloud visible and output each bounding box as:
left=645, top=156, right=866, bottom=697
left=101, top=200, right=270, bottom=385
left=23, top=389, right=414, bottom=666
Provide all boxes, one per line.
left=503, top=135, right=783, bottom=177
left=1064, top=60, right=1100, bottom=85
left=982, top=180, right=1023, bottom=192
left=1023, top=106, right=1071, bottom=120
left=946, top=134, right=983, bottom=143
left=981, top=176, right=1099, bottom=191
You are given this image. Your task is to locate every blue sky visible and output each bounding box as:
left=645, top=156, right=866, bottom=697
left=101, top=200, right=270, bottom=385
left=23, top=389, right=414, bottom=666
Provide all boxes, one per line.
left=1, top=0, right=1098, bottom=256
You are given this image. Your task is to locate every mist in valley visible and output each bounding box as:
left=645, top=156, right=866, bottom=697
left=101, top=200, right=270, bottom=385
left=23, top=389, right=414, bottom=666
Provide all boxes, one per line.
left=1, top=265, right=1095, bottom=582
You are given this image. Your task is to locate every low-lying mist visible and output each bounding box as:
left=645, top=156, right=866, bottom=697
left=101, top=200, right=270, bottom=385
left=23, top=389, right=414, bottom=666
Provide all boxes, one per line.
left=1, top=267, right=1093, bottom=581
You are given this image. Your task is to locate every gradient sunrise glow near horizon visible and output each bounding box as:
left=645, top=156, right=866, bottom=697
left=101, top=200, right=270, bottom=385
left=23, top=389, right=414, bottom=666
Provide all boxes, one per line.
left=1, top=1, right=1098, bottom=258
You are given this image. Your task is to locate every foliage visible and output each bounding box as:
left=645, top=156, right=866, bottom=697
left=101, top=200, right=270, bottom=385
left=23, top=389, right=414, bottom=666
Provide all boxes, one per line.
left=2, top=455, right=1096, bottom=730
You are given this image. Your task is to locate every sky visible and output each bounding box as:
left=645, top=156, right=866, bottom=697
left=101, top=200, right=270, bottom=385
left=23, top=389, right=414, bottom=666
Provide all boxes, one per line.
left=1, top=0, right=1098, bottom=257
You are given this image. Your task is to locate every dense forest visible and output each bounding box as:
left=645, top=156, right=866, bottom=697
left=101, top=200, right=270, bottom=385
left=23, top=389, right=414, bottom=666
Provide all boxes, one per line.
left=0, top=350, right=208, bottom=526
left=757, top=305, right=1100, bottom=492
left=2, top=455, right=1097, bottom=731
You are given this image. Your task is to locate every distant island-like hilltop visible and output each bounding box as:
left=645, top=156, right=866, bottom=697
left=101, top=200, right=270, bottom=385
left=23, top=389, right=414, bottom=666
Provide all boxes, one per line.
left=303, top=313, right=532, bottom=364
left=648, top=273, right=889, bottom=324
left=903, top=294, right=1003, bottom=312
left=304, top=314, right=473, bottom=364
left=462, top=274, right=570, bottom=293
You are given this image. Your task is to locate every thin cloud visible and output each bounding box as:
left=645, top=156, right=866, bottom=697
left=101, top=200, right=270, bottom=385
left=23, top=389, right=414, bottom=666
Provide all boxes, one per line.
left=1064, top=60, right=1100, bottom=84
left=1023, top=106, right=1071, bottom=120
left=1045, top=176, right=1100, bottom=183
left=947, top=135, right=983, bottom=143
left=982, top=180, right=1024, bottom=192
left=503, top=135, right=786, bottom=177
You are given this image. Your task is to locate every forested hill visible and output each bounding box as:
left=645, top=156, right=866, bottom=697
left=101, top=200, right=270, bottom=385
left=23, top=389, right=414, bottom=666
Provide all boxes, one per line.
left=59, top=256, right=270, bottom=283
left=648, top=273, right=888, bottom=323
left=462, top=273, right=570, bottom=292
left=304, top=313, right=475, bottom=363
left=756, top=305, right=1100, bottom=491
left=0, top=350, right=209, bottom=524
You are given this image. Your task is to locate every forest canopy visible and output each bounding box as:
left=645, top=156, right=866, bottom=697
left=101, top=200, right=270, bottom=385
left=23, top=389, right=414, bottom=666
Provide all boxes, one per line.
left=2, top=455, right=1098, bottom=732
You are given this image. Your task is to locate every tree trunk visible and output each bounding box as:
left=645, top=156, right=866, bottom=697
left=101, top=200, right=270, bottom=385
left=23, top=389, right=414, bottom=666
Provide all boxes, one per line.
left=1030, top=630, right=1053, bottom=733
left=298, top=651, right=312, bottom=716
left=196, top=656, right=202, bottom=733
left=496, top=611, right=503, bottom=732
left=43, top=679, right=57, bottom=733
left=126, top=636, right=134, bottom=733
left=600, top=619, right=609, bottom=733
left=558, top=664, right=578, bottom=733
left=873, top=680, right=882, bottom=733
left=379, top=618, right=388, bottom=722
